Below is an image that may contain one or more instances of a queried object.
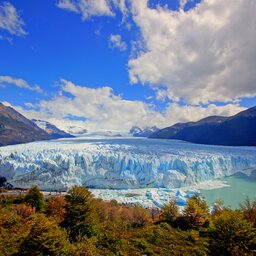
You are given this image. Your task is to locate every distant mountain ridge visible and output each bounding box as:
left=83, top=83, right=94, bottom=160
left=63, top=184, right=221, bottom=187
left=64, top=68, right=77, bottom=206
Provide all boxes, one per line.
left=130, top=126, right=160, bottom=137
left=32, top=119, right=74, bottom=139
left=150, top=116, right=228, bottom=139
left=0, top=103, right=51, bottom=146
left=150, top=107, right=256, bottom=146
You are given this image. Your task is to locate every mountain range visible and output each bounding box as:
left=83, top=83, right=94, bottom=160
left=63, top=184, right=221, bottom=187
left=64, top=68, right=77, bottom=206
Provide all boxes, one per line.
left=150, top=106, right=256, bottom=146
left=1, top=102, right=256, bottom=147
left=32, top=119, right=74, bottom=139
left=0, top=103, right=73, bottom=146
left=130, top=126, right=160, bottom=137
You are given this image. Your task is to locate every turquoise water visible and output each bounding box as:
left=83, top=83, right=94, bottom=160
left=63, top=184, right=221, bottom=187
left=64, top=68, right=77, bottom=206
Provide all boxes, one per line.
left=201, top=175, right=256, bottom=209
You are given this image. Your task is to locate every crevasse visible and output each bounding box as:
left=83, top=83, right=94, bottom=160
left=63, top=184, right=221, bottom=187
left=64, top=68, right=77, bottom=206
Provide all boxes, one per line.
left=0, top=137, right=255, bottom=191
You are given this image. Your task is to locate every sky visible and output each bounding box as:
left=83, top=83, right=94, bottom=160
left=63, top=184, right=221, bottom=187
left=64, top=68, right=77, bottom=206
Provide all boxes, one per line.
left=0, top=0, right=256, bottom=133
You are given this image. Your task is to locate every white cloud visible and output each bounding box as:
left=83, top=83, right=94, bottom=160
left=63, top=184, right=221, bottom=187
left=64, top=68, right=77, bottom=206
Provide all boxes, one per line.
left=162, top=103, right=245, bottom=127
left=112, top=0, right=127, bottom=14
left=109, top=34, right=127, bottom=51
left=57, top=0, right=114, bottom=19
left=57, top=0, right=129, bottom=20
left=0, top=2, right=27, bottom=36
left=0, top=76, right=43, bottom=94
left=8, top=79, right=245, bottom=133
left=129, top=0, right=256, bottom=104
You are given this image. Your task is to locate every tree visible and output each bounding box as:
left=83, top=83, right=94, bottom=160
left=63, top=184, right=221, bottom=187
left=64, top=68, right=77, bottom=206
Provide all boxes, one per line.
left=61, top=186, right=98, bottom=241
left=130, top=205, right=151, bottom=228
left=161, top=199, right=179, bottom=223
left=17, top=214, right=69, bottom=256
left=69, top=237, right=99, bottom=256
left=209, top=209, right=256, bottom=256
left=24, top=185, right=45, bottom=212
left=240, top=197, right=256, bottom=227
left=183, top=194, right=210, bottom=229
left=13, top=204, right=36, bottom=219
left=45, top=196, right=66, bottom=223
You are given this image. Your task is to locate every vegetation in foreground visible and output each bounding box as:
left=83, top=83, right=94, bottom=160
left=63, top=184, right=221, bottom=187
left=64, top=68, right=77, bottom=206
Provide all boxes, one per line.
left=0, top=185, right=256, bottom=256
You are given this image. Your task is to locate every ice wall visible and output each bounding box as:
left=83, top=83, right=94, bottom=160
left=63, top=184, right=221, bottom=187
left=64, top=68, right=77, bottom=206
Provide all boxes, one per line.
left=0, top=137, right=255, bottom=190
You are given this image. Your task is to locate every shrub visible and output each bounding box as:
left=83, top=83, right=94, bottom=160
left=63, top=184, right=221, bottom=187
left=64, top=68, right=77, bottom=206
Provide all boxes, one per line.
left=24, top=185, right=45, bottom=212
left=13, top=204, right=36, bottom=219
left=45, top=196, right=66, bottom=223
left=160, top=199, right=179, bottom=223
left=240, top=197, right=256, bottom=227
left=183, top=194, right=210, bottom=229
left=62, top=186, right=99, bottom=241
left=16, top=214, right=69, bottom=256
left=209, top=209, right=256, bottom=256
left=69, top=237, right=99, bottom=256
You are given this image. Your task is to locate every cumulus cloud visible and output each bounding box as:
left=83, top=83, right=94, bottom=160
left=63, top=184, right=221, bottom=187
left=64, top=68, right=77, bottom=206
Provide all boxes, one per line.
left=0, top=2, right=27, bottom=37
left=57, top=0, right=128, bottom=20
left=109, top=34, right=127, bottom=51
left=0, top=76, right=43, bottom=94
left=128, top=0, right=256, bottom=104
left=162, top=103, right=245, bottom=126
left=9, top=79, right=245, bottom=133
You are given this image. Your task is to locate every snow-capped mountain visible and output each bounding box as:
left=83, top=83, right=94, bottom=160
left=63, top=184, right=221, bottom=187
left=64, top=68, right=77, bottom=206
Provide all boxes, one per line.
left=0, top=137, right=255, bottom=191
left=130, top=126, right=159, bottom=137
left=32, top=119, right=74, bottom=139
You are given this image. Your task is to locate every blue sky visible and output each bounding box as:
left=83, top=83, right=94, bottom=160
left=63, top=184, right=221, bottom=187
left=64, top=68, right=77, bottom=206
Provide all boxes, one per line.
left=0, top=0, right=256, bottom=132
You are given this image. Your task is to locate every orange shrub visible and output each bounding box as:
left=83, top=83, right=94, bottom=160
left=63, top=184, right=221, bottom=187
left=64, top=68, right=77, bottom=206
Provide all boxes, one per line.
left=45, top=196, right=66, bottom=222
left=13, top=204, right=36, bottom=219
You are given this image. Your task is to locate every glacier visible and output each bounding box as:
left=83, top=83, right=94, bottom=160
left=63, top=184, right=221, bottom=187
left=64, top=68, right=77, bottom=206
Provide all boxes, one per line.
left=0, top=137, right=256, bottom=193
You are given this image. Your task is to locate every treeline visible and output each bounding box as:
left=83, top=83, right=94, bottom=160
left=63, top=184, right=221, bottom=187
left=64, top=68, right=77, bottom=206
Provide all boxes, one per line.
left=0, top=186, right=256, bottom=256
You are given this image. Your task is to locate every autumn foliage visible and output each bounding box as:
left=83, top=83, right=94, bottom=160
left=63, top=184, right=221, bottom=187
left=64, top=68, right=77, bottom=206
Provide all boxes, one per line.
left=0, top=185, right=256, bottom=256
left=45, top=196, right=66, bottom=223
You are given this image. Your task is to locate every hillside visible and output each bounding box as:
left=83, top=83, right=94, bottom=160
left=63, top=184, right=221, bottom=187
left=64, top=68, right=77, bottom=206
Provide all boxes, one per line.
left=0, top=103, right=51, bottom=146
left=32, top=119, right=74, bottom=139
left=150, top=107, right=256, bottom=146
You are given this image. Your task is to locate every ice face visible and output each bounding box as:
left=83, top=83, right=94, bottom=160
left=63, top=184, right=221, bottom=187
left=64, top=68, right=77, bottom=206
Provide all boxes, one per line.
left=0, top=137, right=255, bottom=191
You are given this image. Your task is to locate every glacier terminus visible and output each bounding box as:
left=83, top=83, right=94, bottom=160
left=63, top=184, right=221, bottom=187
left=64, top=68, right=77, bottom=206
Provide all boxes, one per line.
left=0, top=137, right=255, bottom=192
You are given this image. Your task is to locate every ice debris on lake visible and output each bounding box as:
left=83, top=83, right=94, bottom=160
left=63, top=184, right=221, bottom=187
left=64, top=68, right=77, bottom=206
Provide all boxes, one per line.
left=0, top=136, right=256, bottom=193
left=90, top=187, right=200, bottom=208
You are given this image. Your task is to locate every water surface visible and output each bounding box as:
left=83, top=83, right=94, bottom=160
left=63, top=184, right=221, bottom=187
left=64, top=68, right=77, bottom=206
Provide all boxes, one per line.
left=201, top=175, right=256, bottom=209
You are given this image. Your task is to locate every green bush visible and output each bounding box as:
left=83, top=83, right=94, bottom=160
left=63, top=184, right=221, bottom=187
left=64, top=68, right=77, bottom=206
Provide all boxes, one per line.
left=209, top=209, right=256, bottom=256
left=24, top=185, right=45, bottom=211
left=62, top=186, right=99, bottom=241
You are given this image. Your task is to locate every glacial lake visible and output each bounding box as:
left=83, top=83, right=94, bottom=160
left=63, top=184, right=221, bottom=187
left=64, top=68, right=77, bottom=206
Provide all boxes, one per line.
left=200, top=175, right=256, bottom=209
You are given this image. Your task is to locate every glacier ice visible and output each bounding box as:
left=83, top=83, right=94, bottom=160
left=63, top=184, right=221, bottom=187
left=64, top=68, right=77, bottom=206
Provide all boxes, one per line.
left=0, top=137, right=255, bottom=193
left=88, top=187, right=201, bottom=208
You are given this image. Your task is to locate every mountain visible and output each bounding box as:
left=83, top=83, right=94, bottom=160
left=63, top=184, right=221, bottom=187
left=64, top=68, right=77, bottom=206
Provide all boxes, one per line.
left=32, top=119, right=74, bottom=139
left=0, top=103, right=51, bottom=146
left=150, top=116, right=227, bottom=139
left=150, top=107, right=256, bottom=146
left=130, top=126, right=160, bottom=137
